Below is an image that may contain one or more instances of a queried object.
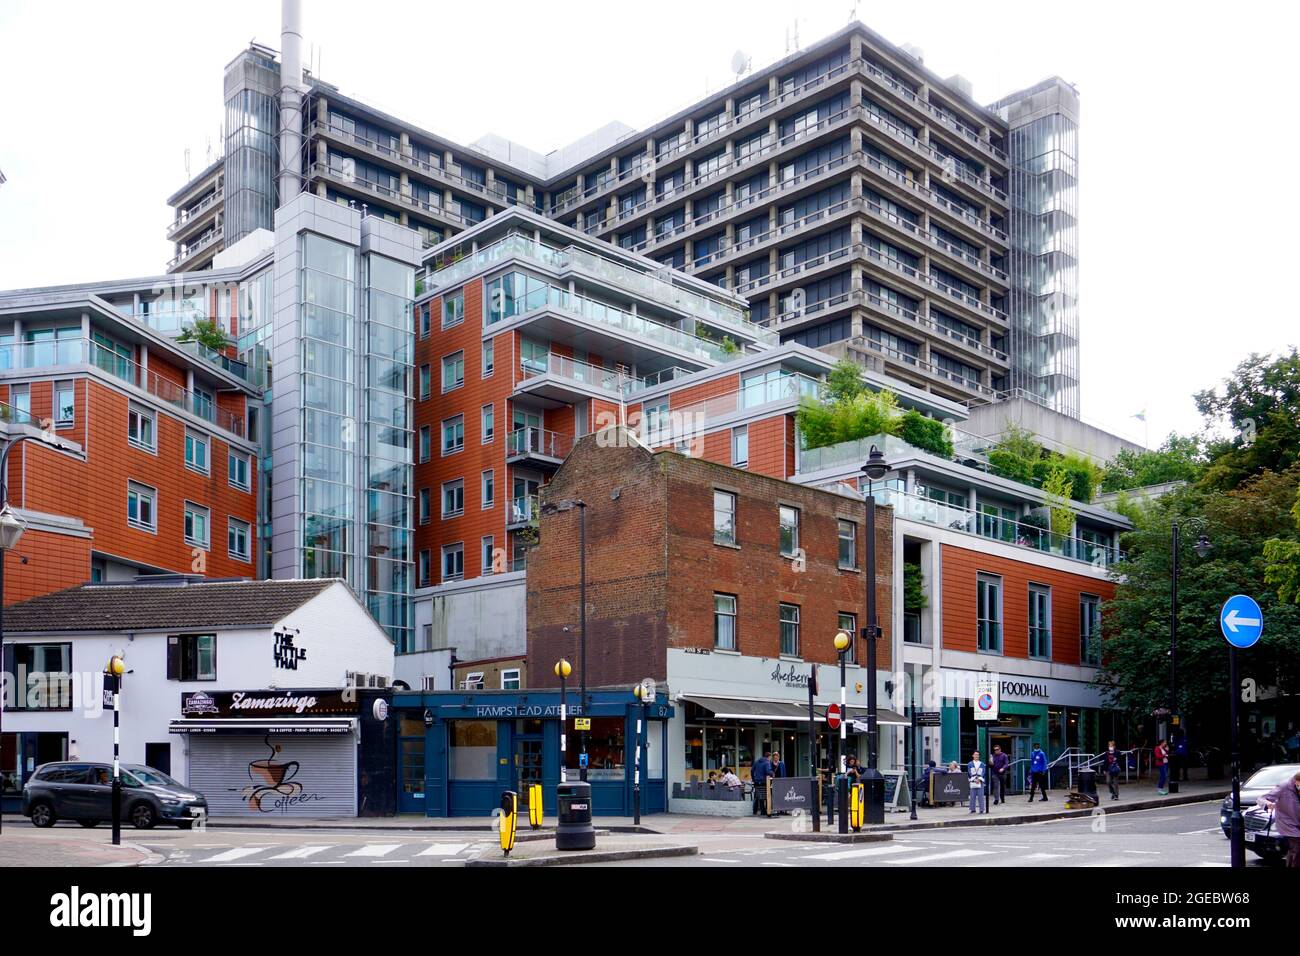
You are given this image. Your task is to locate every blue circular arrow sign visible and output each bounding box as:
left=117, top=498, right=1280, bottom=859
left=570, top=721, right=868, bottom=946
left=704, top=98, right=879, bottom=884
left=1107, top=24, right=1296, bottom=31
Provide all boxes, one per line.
left=1219, top=594, right=1263, bottom=649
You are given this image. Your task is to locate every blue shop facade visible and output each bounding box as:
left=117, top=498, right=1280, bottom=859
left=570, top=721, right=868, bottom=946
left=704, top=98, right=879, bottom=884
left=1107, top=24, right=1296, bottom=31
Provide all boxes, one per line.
left=391, top=689, right=673, bottom=817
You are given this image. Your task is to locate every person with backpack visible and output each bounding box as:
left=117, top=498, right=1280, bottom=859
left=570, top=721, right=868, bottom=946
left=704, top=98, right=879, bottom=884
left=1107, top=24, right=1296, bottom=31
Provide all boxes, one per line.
left=1101, top=740, right=1123, bottom=800
left=751, top=752, right=773, bottom=816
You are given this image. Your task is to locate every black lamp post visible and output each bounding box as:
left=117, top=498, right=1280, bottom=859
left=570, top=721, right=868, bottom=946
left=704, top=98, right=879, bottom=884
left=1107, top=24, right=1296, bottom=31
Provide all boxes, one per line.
left=543, top=499, right=588, bottom=780
left=1168, top=517, right=1210, bottom=794
left=859, top=444, right=890, bottom=825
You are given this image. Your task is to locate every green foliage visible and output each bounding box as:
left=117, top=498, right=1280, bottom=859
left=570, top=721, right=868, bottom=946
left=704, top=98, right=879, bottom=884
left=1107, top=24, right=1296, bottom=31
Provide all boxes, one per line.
left=796, top=389, right=901, bottom=450
left=719, top=336, right=740, bottom=356
left=1101, top=434, right=1204, bottom=493
left=897, top=409, right=953, bottom=458
left=824, top=359, right=869, bottom=403
left=1041, top=463, right=1077, bottom=537
left=177, top=319, right=228, bottom=352
left=1263, top=485, right=1300, bottom=604
left=994, top=423, right=1043, bottom=463
left=903, top=562, right=928, bottom=612
left=988, top=448, right=1035, bottom=486
left=1195, top=349, right=1300, bottom=491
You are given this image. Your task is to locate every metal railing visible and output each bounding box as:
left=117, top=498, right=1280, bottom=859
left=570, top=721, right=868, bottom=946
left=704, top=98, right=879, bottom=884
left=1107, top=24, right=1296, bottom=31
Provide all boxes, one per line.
left=505, top=426, right=573, bottom=461
left=518, top=353, right=632, bottom=396
left=508, top=494, right=538, bottom=526
left=167, top=187, right=224, bottom=239
left=167, top=228, right=221, bottom=271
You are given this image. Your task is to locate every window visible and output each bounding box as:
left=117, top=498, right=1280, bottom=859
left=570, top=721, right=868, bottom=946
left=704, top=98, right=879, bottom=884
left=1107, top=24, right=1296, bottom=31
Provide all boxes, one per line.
left=418, top=487, right=431, bottom=524
left=127, top=405, right=155, bottom=450
left=481, top=536, right=495, bottom=574
left=1029, top=584, right=1052, bottom=659
left=418, top=549, right=432, bottom=587
left=1080, top=594, right=1102, bottom=666
left=2, top=642, right=72, bottom=710
left=127, top=481, right=156, bottom=532
left=713, top=490, right=736, bottom=545
left=481, top=404, right=495, bottom=443
left=442, top=543, right=464, bottom=582
left=482, top=339, right=495, bottom=377
left=54, top=381, right=75, bottom=427
left=441, top=351, right=465, bottom=392
left=977, top=573, right=1002, bottom=653
left=442, top=479, right=464, bottom=517
left=419, top=425, right=432, bottom=462
left=838, top=519, right=857, bottom=569
left=228, top=451, right=251, bottom=491
left=731, top=425, right=748, bottom=468
left=838, top=612, right=857, bottom=664
left=780, top=603, right=801, bottom=657
left=184, top=430, right=209, bottom=474
left=184, top=502, right=210, bottom=549
left=441, top=415, right=464, bottom=455
left=9, top=384, right=30, bottom=419
left=419, top=364, right=431, bottom=400
left=442, top=290, right=464, bottom=329
left=779, top=505, right=799, bottom=556
left=714, top=593, right=738, bottom=650
left=227, top=517, right=251, bottom=561
left=420, top=305, right=431, bottom=338
left=166, top=634, right=216, bottom=682
left=481, top=470, right=495, bottom=509
left=500, top=669, right=521, bottom=691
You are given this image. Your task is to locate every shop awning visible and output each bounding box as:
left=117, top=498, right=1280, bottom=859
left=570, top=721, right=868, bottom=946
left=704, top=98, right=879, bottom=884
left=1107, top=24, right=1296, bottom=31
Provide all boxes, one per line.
left=169, top=718, right=358, bottom=735
left=684, top=696, right=910, bottom=726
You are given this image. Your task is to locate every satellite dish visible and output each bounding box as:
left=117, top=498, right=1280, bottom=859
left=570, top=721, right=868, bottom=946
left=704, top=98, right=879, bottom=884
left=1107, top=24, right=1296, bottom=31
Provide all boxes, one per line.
left=730, top=50, right=750, bottom=77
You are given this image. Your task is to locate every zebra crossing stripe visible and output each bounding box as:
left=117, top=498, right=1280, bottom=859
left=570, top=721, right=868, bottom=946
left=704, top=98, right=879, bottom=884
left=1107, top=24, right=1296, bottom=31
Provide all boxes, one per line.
left=268, top=845, right=336, bottom=860
left=203, top=847, right=268, bottom=863
left=415, top=843, right=470, bottom=857
left=883, top=849, right=994, bottom=865
left=344, top=844, right=404, bottom=858
left=800, top=844, right=921, bottom=861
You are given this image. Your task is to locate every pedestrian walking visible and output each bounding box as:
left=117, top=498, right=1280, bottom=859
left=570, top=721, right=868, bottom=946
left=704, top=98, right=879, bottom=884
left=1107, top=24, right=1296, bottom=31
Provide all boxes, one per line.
left=968, top=750, right=986, bottom=813
left=1028, top=743, right=1049, bottom=802
left=1258, top=769, right=1300, bottom=868
left=990, top=745, right=1010, bottom=805
left=1174, top=730, right=1190, bottom=782
left=1153, top=738, right=1169, bottom=795
left=1102, top=740, right=1123, bottom=800
left=751, top=751, right=773, bottom=816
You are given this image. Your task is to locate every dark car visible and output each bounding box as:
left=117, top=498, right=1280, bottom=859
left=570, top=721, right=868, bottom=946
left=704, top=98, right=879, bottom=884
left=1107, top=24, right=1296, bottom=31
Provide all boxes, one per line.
left=1219, top=763, right=1299, bottom=861
left=22, top=762, right=207, bottom=830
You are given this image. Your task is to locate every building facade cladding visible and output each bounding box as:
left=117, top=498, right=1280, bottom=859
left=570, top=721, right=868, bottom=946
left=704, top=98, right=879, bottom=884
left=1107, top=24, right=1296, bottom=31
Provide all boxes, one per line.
left=525, top=433, right=893, bottom=690
left=167, top=23, right=1077, bottom=413
left=223, top=47, right=283, bottom=248
left=268, top=194, right=420, bottom=652
left=0, top=350, right=259, bottom=603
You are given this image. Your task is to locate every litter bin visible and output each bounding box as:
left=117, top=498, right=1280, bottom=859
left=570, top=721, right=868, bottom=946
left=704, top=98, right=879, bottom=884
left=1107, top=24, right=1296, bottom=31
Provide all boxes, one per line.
left=556, top=781, right=596, bottom=851
left=1077, top=769, right=1098, bottom=804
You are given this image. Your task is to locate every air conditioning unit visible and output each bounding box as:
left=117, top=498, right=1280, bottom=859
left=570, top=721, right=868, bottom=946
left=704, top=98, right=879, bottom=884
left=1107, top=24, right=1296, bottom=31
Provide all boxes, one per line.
left=459, top=672, right=485, bottom=690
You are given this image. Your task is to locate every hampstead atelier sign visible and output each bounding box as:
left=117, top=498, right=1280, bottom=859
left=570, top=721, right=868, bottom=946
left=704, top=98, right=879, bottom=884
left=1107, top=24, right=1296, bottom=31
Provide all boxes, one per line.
left=180, top=690, right=359, bottom=718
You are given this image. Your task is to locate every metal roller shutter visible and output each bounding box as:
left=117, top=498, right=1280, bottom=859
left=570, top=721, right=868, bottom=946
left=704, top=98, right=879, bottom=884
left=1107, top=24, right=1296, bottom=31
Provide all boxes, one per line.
left=187, top=734, right=357, bottom=818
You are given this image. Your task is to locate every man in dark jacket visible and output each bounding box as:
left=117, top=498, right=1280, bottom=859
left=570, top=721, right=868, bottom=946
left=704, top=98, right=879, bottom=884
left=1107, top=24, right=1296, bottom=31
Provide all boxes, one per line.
left=751, top=752, right=773, bottom=816
left=1101, top=741, right=1122, bottom=800
left=1028, top=743, right=1049, bottom=802
left=990, top=745, right=1010, bottom=804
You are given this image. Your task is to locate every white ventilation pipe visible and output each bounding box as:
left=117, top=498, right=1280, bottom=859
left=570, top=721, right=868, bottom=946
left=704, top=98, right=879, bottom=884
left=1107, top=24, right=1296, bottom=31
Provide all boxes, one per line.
left=279, top=0, right=305, bottom=203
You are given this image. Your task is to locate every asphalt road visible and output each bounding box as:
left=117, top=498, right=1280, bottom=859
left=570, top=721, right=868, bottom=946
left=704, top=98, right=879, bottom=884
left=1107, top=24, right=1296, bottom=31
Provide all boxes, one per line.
left=0, top=800, right=1284, bottom=868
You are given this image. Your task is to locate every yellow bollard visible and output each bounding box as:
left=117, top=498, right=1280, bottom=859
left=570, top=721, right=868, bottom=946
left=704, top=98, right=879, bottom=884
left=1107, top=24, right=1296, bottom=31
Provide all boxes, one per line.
left=850, top=783, right=865, bottom=832
left=499, top=791, right=518, bottom=855
left=528, top=783, right=543, bottom=829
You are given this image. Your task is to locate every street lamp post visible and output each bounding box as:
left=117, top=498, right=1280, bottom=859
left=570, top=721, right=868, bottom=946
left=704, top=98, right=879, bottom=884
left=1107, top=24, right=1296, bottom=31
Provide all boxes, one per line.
left=632, top=682, right=646, bottom=826
left=834, top=630, right=851, bottom=834
left=555, top=659, right=572, bottom=784
left=860, top=444, right=890, bottom=825
left=544, top=499, right=588, bottom=780
left=1168, top=517, right=1211, bottom=794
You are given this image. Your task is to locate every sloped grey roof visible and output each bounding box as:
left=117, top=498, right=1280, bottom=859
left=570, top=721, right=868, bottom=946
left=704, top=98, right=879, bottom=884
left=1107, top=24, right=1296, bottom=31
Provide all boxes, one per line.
left=2, top=578, right=338, bottom=634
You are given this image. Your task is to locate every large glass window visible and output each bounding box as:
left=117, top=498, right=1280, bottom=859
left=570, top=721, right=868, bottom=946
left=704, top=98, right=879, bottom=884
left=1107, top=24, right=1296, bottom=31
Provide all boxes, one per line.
left=54, top=381, right=75, bottom=427
left=228, top=451, right=251, bottom=491
left=184, top=431, right=209, bottom=474
left=714, top=594, right=737, bottom=650
left=441, top=415, right=464, bottom=455
left=977, top=573, right=1002, bottom=653
left=1080, top=594, right=1102, bottom=666
left=713, top=491, right=736, bottom=545
left=449, top=720, right=497, bottom=779
left=441, top=351, right=464, bottom=392
left=127, top=405, right=155, bottom=451
left=1029, top=584, right=1052, bottom=659
left=779, top=505, right=799, bottom=556
left=442, top=543, right=464, bottom=582
left=127, top=482, right=156, bottom=532
left=2, top=643, right=72, bottom=710
left=184, top=503, right=210, bottom=549
left=838, top=519, right=857, bottom=569
left=441, top=479, right=464, bottom=518
left=780, top=603, right=801, bottom=657
left=228, top=518, right=251, bottom=561
left=166, top=634, right=216, bottom=681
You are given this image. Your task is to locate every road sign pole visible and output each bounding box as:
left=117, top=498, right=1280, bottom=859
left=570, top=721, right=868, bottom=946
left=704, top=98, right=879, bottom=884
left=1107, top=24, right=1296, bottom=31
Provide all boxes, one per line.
left=1228, top=646, right=1245, bottom=868
left=807, top=663, right=819, bottom=833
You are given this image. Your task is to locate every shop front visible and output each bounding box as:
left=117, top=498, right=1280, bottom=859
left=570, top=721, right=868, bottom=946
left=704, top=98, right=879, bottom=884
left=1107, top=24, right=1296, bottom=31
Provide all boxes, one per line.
left=169, top=688, right=394, bottom=819
left=391, top=688, right=673, bottom=817
left=668, top=649, right=907, bottom=794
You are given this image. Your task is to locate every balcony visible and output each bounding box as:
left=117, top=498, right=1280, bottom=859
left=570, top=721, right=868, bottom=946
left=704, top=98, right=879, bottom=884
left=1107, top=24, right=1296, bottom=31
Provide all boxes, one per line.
left=167, top=228, right=222, bottom=272
left=505, top=426, right=572, bottom=470
left=516, top=353, right=633, bottom=407
left=506, top=495, right=539, bottom=530
left=0, top=337, right=246, bottom=439
left=309, top=161, right=474, bottom=229
left=166, top=187, right=224, bottom=241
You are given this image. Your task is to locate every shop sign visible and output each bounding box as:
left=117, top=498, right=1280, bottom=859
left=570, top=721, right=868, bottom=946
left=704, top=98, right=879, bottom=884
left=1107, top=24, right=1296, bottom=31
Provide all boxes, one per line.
left=273, top=629, right=306, bottom=670
left=574, top=718, right=592, bottom=730
left=181, top=689, right=358, bottom=718
left=769, top=663, right=810, bottom=689
left=471, top=703, right=582, bottom=719
left=929, top=771, right=969, bottom=804
left=768, top=777, right=815, bottom=813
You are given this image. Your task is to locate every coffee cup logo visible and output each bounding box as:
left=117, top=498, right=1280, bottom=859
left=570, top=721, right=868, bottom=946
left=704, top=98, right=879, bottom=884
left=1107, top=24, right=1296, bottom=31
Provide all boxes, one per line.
left=238, top=736, right=314, bottom=812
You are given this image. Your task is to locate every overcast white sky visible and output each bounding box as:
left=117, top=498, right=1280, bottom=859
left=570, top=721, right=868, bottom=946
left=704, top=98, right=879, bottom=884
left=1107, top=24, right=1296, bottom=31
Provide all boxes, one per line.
left=1, top=0, right=1296, bottom=446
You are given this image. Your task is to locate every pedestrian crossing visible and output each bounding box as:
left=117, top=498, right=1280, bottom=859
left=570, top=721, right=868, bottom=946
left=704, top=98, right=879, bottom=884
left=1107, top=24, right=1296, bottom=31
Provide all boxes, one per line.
left=152, top=840, right=488, bottom=867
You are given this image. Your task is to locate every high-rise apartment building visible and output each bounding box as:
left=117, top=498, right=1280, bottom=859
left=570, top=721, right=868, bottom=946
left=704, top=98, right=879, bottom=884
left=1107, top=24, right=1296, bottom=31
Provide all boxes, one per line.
left=167, top=21, right=1082, bottom=416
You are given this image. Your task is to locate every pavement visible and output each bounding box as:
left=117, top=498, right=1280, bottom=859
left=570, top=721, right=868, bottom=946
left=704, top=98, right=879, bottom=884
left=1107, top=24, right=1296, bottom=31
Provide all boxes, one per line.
left=0, top=828, right=157, bottom=867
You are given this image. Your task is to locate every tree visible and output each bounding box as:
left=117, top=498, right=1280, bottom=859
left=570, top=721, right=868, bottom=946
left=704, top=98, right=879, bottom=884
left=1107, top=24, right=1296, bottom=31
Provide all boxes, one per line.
left=1263, top=484, right=1300, bottom=604
left=177, top=319, right=229, bottom=353
left=1195, top=349, right=1300, bottom=490
left=897, top=409, right=953, bottom=458
left=1101, top=434, right=1204, bottom=493
left=824, top=358, right=869, bottom=403
left=796, top=388, right=900, bottom=450
left=1040, top=463, right=1076, bottom=538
